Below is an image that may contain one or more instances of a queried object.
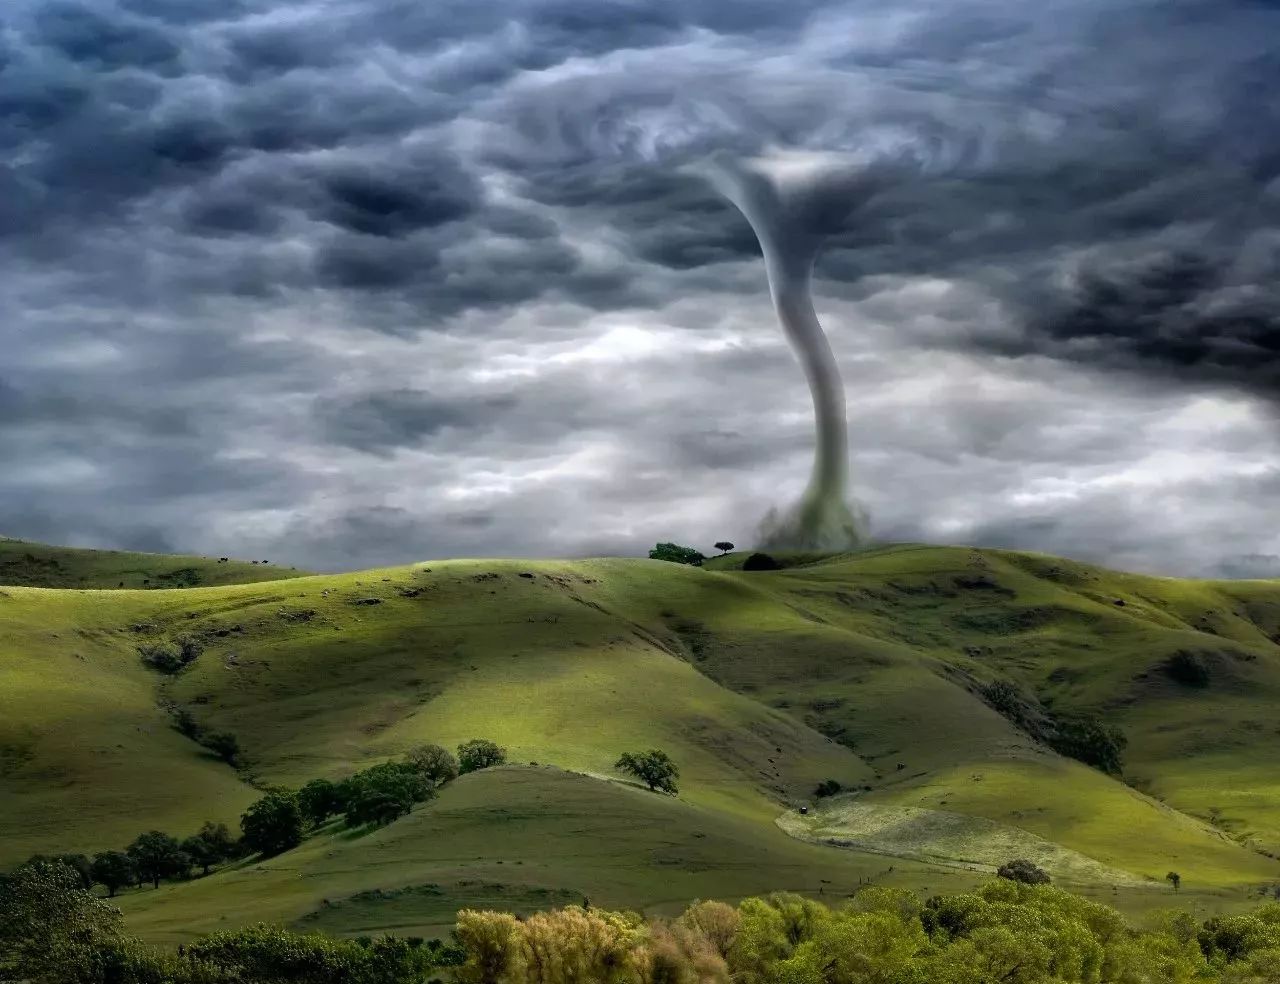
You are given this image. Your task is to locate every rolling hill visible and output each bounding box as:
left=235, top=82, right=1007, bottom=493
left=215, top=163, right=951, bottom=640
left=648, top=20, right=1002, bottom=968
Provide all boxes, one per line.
left=3, top=538, right=1280, bottom=943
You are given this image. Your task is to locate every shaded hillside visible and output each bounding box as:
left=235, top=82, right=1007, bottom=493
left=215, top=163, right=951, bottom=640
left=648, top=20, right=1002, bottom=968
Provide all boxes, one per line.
left=0, top=537, right=309, bottom=589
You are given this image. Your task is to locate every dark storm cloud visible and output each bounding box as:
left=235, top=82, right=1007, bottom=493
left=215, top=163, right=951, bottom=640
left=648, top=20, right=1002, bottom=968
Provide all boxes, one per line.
left=4, top=0, right=1280, bottom=574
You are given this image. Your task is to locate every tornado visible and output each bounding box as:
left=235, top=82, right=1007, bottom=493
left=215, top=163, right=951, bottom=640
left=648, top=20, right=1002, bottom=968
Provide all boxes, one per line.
left=694, top=149, right=880, bottom=551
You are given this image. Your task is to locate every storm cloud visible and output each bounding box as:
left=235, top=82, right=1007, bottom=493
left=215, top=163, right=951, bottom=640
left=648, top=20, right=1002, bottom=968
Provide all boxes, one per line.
left=2, top=0, right=1279, bottom=576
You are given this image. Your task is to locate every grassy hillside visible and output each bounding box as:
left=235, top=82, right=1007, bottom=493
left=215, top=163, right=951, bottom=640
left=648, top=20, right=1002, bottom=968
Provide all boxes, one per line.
left=0, top=536, right=308, bottom=589
left=3, top=541, right=1280, bottom=942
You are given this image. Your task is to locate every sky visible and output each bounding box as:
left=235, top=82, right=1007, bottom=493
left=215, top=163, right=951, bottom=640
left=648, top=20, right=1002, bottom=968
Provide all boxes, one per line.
left=3, top=0, right=1279, bottom=576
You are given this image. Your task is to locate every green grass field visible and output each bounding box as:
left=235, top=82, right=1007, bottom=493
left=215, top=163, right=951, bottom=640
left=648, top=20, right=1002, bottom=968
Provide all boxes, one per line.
left=3, top=538, right=1280, bottom=942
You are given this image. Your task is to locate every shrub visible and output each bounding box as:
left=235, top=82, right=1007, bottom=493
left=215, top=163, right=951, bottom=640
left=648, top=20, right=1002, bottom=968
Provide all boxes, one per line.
left=201, top=731, right=241, bottom=766
left=648, top=543, right=706, bottom=566
left=997, top=858, right=1051, bottom=885
left=240, top=791, right=304, bottom=858
left=1048, top=715, right=1127, bottom=775
left=615, top=749, right=679, bottom=794
left=138, top=635, right=203, bottom=674
left=458, top=739, right=507, bottom=774
left=742, top=552, right=781, bottom=572
left=814, top=779, right=842, bottom=798
left=405, top=743, right=460, bottom=786
left=1164, top=650, right=1211, bottom=687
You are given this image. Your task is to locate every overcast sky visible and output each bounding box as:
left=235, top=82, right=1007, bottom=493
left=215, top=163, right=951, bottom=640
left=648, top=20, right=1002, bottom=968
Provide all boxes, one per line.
left=3, top=0, right=1279, bottom=576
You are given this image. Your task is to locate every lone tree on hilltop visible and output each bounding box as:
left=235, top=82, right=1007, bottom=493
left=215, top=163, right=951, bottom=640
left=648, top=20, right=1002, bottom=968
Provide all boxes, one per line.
left=615, top=749, right=679, bottom=794
left=714, top=541, right=734, bottom=555
left=997, top=858, right=1051, bottom=885
left=90, top=851, right=135, bottom=897
left=1167, top=871, right=1182, bottom=892
left=649, top=543, right=706, bottom=566
left=458, top=739, right=507, bottom=774
left=240, top=790, right=304, bottom=858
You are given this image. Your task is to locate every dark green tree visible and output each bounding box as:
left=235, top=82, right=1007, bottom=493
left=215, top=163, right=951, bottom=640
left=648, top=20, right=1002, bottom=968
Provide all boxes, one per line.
left=997, top=858, right=1051, bottom=885
left=457, top=738, right=507, bottom=774
left=126, top=831, right=188, bottom=888
left=615, top=749, right=680, bottom=794
left=240, top=790, right=304, bottom=858
left=24, top=853, right=92, bottom=890
left=298, top=777, right=345, bottom=827
left=345, top=789, right=413, bottom=828
left=648, top=542, right=706, bottom=565
left=1167, top=870, right=1182, bottom=892
left=713, top=541, right=735, bottom=555
left=90, top=850, right=136, bottom=897
left=180, top=836, right=219, bottom=877
left=196, top=820, right=239, bottom=862
left=406, top=742, right=460, bottom=786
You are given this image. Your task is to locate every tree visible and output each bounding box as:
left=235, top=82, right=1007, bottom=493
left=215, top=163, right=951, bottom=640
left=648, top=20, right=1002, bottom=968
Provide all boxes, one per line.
left=181, top=836, right=220, bottom=877
left=648, top=542, right=706, bottom=566
left=240, top=790, right=304, bottom=858
left=458, top=738, right=507, bottom=774
left=24, top=852, right=92, bottom=890
left=126, top=831, right=188, bottom=888
left=298, top=777, right=345, bottom=827
left=996, top=858, right=1051, bottom=885
left=90, top=851, right=136, bottom=897
left=615, top=749, right=679, bottom=794
left=814, top=779, right=842, bottom=798
left=1167, top=871, right=1182, bottom=892
left=714, top=541, right=735, bottom=555
left=196, top=820, right=239, bottom=861
left=0, top=859, right=124, bottom=983
left=1048, top=715, right=1127, bottom=775
left=406, top=742, right=460, bottom=786
left=345, top=789, right=413, bottom=828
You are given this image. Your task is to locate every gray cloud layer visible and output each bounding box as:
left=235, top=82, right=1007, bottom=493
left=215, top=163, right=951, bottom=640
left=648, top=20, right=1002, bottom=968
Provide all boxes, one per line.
left=2, top=0, right=1279, bottom=575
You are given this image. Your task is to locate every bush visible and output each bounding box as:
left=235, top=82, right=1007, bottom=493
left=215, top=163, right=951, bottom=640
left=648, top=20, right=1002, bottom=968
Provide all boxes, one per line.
left=648, top=542, right=706, bottom=566
left=997, top=858, right=1051, bottom=885
left=405, top=743, right=460, bottom=786
left=1047, top=715, right=1127, bottom=775
left=814, top=779, right=842, bottom=798
left=1164, top=650, right=1211, bottom=687
left=201, top=731, right=241, bottom=766
left=457, top=739, right=507, bottom=774
left=240, top=791, right=304, bottom=858
left=615, top=749, right=679, bottom=794
left=138, top=635, right=203, bottom=674
left=742, top=552, right=781, bottom=572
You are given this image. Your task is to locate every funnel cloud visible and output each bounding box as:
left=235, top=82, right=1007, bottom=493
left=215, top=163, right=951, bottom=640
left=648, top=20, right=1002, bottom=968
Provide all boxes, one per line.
left=697, top=150, right=882, bottom=550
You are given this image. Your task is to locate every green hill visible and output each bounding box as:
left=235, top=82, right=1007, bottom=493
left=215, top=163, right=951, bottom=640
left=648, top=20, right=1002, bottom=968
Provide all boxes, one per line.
left=3, top=542, right=1279, bottom=942
left=0, top=537, right=309, bottom=589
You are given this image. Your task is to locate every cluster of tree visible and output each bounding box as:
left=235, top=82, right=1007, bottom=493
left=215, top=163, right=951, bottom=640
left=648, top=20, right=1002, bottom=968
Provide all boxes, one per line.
left=648, top=543, right=707, bottom=566
left=980, top=678, right=1128, bottom=775
left=7, top=860, right=1280, bottom=984
left=0, top=860, right=463, bottom=984
left=20, top=822, right=240, bottom=900
left=243, top=739, right=508, bottom=858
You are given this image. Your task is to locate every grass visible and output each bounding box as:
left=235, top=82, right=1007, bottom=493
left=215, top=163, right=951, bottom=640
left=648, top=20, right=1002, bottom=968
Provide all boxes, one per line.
left=3, top=538, right=1280, bottom=941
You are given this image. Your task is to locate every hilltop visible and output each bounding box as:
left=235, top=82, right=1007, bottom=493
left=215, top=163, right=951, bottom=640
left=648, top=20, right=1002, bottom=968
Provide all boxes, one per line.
left=2, top=539, right=1280, bottom=942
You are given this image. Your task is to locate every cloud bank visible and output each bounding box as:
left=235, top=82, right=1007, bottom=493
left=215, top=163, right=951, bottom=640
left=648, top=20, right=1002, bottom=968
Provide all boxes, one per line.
left=2, top=0, right=1279, bottom=575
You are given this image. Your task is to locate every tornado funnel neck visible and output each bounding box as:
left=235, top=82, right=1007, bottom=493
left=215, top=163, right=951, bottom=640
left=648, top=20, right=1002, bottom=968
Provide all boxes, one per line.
left=701, top=152, right=865, bottom=550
